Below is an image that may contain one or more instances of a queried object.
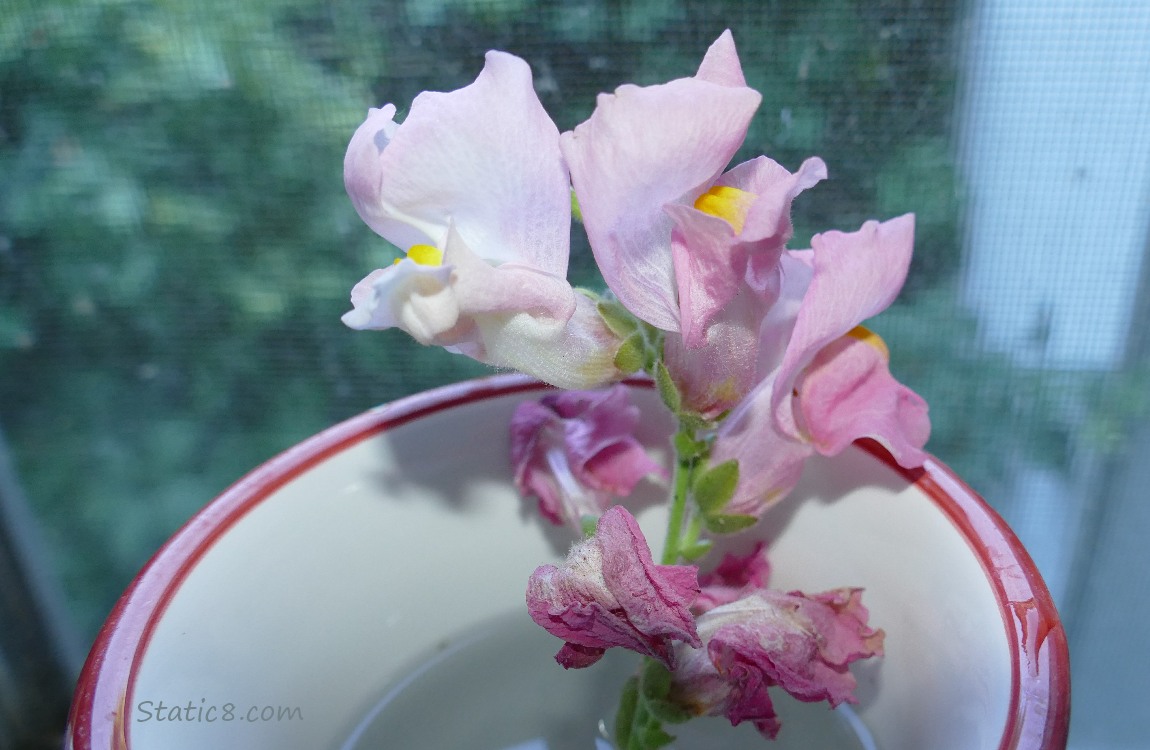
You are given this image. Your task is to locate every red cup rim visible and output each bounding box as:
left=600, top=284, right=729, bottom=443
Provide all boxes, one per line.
left=67, top=373, right=1070, bottom=750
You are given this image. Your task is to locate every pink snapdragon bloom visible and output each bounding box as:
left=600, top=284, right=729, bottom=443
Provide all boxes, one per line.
left=510, top=386, right=665, bottom=529
left=710, top=215, right=931, bottom=516
left=671, top=588, right=885, bottom=740
left=342, top=52, right=620, bottom=389
left=526, top=506, right=701, bottom=669
left=562, top=30, right=826, bottom=414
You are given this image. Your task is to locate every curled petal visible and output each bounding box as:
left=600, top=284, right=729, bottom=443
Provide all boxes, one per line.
left=771, top=215, right=916, bottom=439
left=727, top=156, right=827, bottom=260
left=671, top=589, right=884, bottom=740
left=665, top=157, right=825, bottom=350
left=661, top=158, right=827, bottom=414
left=526, top=506, right=701, bottom=668
left=344, top=105, right=425, bottom=249
left=798, top=333, right=930, bottom=466
left=341, top=262, right=458, bottom=342
left=345, top=51, right=570, bottom=272
left=510, top=386, right=665, bottom=527
left=693, top=542, right=771, bottom=614
left=342, top=225, right=572, bottom=345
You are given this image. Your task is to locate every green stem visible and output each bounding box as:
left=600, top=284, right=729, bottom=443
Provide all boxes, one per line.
left=661, top=430, right=694, bottom=565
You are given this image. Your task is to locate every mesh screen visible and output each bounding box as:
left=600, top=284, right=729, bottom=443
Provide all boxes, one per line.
left=1, top=1, right=1147, bottom=745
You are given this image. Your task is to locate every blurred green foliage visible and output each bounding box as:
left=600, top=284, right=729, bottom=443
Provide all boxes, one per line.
left=0, top=0, right=1080, bottom=638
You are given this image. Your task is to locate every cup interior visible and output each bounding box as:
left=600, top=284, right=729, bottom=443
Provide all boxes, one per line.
left=68, top=375, right=1069, bottom=750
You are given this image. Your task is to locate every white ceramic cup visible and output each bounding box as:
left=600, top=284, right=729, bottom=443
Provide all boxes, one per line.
left=67, top=374, right=1069, bottom=750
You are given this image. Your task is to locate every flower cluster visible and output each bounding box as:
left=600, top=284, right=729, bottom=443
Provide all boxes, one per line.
left=342, top=29, right=928, bottom=746
left=525, top=511, right=883, bottom=740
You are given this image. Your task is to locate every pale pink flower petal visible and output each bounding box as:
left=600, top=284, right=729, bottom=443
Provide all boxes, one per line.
left=708, top=372, right=815, bottom=516
left=671, top=589, right=884, bottom=740
left=771, top=215, right=916, bottom=438
left=664, top=156, right=826, bottom=348
left=693, top=29, right=748, bottom=87
left=510, top=387, right=664, bottom=527
left=561, top=35, right=761, bottom=331
left=526, top=506, right=701, bottom=669
left=661, top=284, right=766, bottom=418
left=664, top=206, right=753, bottom=348
left=725, top=156, right=828, bottom=269
left=798, top=334, right=931, bottom=467
left=345, top=52, right=570, bottom=273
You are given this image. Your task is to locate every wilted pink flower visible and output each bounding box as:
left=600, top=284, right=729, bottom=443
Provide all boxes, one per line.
left=671, top=588, right=885, bottom=740
left=710, top=216, right=931, bottom=515
left=691, top=542, right=771, bottom=615
left=342, top=51, right=620, bottom=389
left=526, top=506, right=701, bottom=669
left=510, top=386, right=665, bottom=529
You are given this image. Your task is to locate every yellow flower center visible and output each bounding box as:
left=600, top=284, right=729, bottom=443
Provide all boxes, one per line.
left=846, top=325, right=890, bottom=360
left=393, top=243, right=444, bottom=267
left=693, top=185, right=755, bottom=234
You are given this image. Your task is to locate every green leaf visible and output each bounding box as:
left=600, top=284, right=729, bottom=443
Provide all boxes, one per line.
left=646, top=697, right=691, bottom=725
left=614, top=332, right=647, bottom=373
left=655, top=361, right=681, bottom=413
left=672, top=430, right=706, bottom=461
left=638, top=724, right=675, bottom=749
left=679, top=539, right=713, bottom=561
left=678, top=411, right=717, bottom=433
left=640, top=659, right=672, bottom=699
left=638, top=659, right=691, bottom=724
left=597, top=299, right=640, bottom=337
left=692, top=459, right=739, bottom=515
left=704, top=513, right=759, bottom=534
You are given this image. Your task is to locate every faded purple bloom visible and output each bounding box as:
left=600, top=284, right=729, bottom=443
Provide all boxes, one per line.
left=526, top=506, right=701, bottom=669
left=670, top=588, right=885, bottom=740
left=510, top=386, right=665, bottom=529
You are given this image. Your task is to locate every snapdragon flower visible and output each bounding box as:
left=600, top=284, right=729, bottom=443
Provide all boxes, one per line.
left=563, top=30, right=826, bottom=415
left=526, top=506, right=701, bottom=669
left=342, top=51, right=621, bottom=389
left=510, top=386, right=665, bottom=530
left=710, top=216, right=931, bottom=516
left=671, top=587, right=884, bottom=740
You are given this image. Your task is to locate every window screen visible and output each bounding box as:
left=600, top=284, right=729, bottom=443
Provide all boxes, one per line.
left=1, top=1, right=1146, bottom=746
